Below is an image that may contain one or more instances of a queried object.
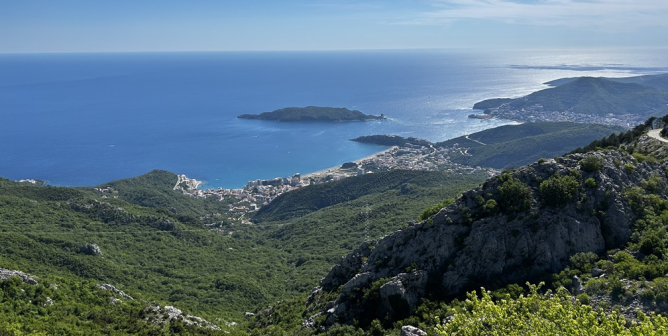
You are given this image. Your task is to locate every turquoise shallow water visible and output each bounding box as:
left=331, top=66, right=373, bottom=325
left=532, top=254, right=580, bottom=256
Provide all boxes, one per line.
left=1, top=49, right=666, bottom=188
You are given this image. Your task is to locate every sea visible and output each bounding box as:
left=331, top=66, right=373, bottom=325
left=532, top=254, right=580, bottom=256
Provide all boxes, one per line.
left=1, top=48, right=667, bottom=189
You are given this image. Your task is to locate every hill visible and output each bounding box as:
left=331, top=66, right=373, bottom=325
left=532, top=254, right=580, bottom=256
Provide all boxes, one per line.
left=92, top=169, right=233, bottom=218
left=437, top=122, right=624, bottom=169
left=0, top=175, right=296, bottom=328
left=238, top=106, right=385, bottom=122
left=253, top=170, right=482, bottom=223
left=254, top=170, right=489, bottom=292
left=473, top=76, right=668, bottom=126
left=247, top=117, right=668, bottom=335
left=0, top=167, right=485, bottom=334
left=546, top=73, right=668, bottom=91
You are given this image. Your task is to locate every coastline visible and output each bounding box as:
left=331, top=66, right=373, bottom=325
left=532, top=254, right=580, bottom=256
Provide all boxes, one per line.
left=301, top=146, right=397, bottom=179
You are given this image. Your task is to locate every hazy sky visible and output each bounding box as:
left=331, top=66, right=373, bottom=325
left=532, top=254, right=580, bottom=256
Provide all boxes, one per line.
left=2, top=0, right=668, bottom=53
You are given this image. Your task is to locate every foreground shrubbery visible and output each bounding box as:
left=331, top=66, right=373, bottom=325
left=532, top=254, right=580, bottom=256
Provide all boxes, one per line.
left=437, top=283, right=668, bottom=336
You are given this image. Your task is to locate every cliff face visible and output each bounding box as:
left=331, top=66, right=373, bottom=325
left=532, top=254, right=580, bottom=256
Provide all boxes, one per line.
left=308, top=147, right=667, bottom=326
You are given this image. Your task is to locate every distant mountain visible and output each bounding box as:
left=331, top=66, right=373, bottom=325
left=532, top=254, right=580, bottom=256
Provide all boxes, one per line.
left=473, top=76, right=668, bottom=126
left=437, top=122, right=625, bottom=169
left=238, top=106, right=385, bottom=122
left=546, top=73, right=668, bottom=91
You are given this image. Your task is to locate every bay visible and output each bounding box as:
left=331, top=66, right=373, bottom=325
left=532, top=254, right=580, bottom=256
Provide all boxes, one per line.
left=0, top=49, right=666, bottom=188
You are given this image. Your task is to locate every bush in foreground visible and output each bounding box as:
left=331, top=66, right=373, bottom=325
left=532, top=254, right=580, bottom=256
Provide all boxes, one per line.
left=436, top=283, right=668, bottom=336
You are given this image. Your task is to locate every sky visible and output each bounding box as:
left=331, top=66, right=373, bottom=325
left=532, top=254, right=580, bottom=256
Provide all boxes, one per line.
left=2, top=0, right=668, bottom=53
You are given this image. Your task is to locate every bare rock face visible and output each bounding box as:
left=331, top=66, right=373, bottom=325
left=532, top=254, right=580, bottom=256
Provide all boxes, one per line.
left=145, top=303, right=221, bottom=331
left=96, top=283, right=133, bottom=301
left=401, top=325, right=428, bottom=336
left=379, top=270, right=428, bottom=319
left=307, top=150, right=661, bottom=327
left=0, top=268, right=38, bottom=285
left=80, top=243, right=103, bottom=256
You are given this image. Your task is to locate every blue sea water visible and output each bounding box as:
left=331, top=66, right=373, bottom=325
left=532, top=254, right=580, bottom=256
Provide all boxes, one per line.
left=1, top=49, right=667, bottom=188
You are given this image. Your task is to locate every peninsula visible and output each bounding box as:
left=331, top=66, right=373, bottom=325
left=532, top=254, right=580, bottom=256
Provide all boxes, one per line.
left=469, top=74, right=668, bottom=126
left=238, top=106, right=385, bottom=122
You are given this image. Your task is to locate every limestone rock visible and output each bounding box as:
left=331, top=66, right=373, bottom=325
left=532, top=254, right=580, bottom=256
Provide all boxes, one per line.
left=572, top=275, right=584, bottom=294
left=145, top=303, right=221, bottom=331
left=80, top=243, right=102, bottom=256
left=591, top=268, right=605, bottom=277
left=0, top=268, right=38, bottom=285
left=379, top=270, right=428, bottom=318
left=96, top=283, right=133, bottom=301
left=401, top=325, right=427, bottom=336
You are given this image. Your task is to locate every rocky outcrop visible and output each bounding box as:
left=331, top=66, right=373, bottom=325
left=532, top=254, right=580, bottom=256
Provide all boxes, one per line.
left=0, top=268, right=38, bottom=285
left=145, top=303, right=221, bottom=331
left=401, top=325, right=427, bottom=336
left=308, top=149, right=664, bottom=326
left=379, top=270, right=428, bottom=319
left=80, top=243, right=103, bottom=256
left=96, top=283, right=134, bottom=301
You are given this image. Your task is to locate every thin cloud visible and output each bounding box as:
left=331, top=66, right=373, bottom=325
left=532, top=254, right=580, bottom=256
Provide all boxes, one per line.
left=302, top=2, right=385, bottom=11
left=414, top=0, right=668, bottom=28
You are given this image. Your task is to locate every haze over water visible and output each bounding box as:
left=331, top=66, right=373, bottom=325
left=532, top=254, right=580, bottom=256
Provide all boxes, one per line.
left=1, top=49, right=667, bottom=188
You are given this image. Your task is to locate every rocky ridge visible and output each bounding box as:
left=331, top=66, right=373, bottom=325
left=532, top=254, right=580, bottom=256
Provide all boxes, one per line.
left=0, top=268, right=38, bottom=286
left=306, top=141, right=668, bottom=327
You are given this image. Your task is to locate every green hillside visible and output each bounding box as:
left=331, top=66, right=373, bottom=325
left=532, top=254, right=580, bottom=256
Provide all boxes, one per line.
left=437, top=122, right=624, bottom=168
left=546, top=73, right=668, bottom=91
left=0, top=176, right=294, bottom=323
left=474, top=76, right=668, bottom=124
left=255, top=170, right=488, bottom=291
left=92, top=169, right=233, bottom=218
left=513, top=77, right=668, bottom=117
left=253, top=170, right=482, bottom=223
left=0, top=168, right=485, bottom=333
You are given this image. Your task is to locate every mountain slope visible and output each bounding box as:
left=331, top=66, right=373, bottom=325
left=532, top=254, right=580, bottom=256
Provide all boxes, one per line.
left=253, top=170, right=486, bottom=223
left=257, top=170, right=488, bottom=292
left=93, top=169, right=233, bottom=218
left=437, top=122, right=624, bottom=169
left=474, top=76, right=668, bottom=125
left=511, top=77, right=668, bottom=117
left=302, top=120, right=668, bottom=331
left=0, top=176, right=293, bottom=322
left=546, top=73, right=668, bottom=91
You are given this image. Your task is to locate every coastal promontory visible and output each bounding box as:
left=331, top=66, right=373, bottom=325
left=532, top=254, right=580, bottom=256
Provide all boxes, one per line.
left=238, top=106, right=385, bottom=122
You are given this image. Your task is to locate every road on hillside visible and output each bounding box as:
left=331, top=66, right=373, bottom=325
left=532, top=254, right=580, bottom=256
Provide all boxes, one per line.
left=648, top=129, right=668, bottom=143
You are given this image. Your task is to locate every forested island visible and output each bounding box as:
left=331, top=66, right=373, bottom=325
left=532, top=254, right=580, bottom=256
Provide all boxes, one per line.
left=238, top=106, right=386, bottom=122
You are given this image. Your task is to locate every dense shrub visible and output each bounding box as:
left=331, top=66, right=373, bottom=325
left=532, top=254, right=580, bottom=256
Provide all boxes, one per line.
left=436, top=283, right=668, bottom=336
left=585, top=177, right=597, bottom=188
left=625, top=163, right=636, bottom=174
left=579, top=156, right=603, bottom=172
left=497, top=175, right=532, bottom=214
left=569, top=252, right=599, bottom=272
left=419, top=198, right=455, bottom=221
left=539, top=174, right=579, bottom=208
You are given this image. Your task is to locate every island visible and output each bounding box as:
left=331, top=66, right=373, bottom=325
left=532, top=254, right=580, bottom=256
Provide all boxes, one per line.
left=237, top=106, right=386, bottom=122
